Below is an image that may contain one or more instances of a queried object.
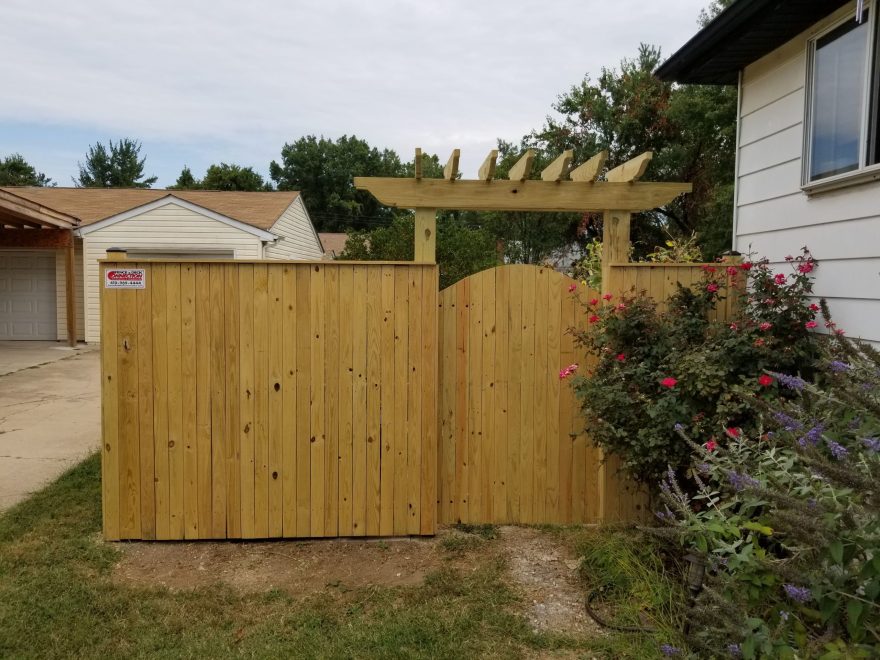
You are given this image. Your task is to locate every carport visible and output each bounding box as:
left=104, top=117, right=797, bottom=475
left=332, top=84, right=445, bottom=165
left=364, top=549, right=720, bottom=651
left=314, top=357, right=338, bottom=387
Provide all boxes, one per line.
left=0, top=189, right=79, bottom=347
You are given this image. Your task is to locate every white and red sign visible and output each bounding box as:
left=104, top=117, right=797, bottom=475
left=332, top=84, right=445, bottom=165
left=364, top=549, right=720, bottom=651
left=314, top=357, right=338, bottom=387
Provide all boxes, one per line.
left=105, top=268, right=146, bottom=289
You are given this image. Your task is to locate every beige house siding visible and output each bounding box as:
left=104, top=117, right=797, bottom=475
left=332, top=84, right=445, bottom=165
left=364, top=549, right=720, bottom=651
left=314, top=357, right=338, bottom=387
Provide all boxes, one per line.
left=55, top=238, right=85, bottom=341
left=263, top=197, right=323, bottom=260
left=81, top=202, right=264, bottom=343
left=734, top=1, right=880, bottom=345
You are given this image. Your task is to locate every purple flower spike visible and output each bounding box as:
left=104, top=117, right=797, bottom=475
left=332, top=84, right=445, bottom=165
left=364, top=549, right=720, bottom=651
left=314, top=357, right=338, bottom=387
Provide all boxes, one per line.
left=660, top=644, right=681, bottom=656
left=829, top=360, right=851, bottom=373
left=728, top=470, right=759, bottom=491
left=827, top=439, right=848, bottom=460
left=783, top=584, right=812, bottom=603
left=774, top=373, right=806, bottom=391
left=863, top=437, right=880, bottom=452
left=728, top=643, right=742, bottom=657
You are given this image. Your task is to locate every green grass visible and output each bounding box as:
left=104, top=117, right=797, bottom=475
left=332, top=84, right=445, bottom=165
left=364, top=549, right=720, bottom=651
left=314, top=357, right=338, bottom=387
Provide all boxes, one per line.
left=0, top=455, right=563, bottom=659
left=0, top=454, right=685, bottom=659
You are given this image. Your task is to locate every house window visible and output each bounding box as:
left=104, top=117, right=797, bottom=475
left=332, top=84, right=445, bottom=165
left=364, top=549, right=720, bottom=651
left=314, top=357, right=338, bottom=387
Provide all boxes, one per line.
left=806, top=9, right=880, bottom=182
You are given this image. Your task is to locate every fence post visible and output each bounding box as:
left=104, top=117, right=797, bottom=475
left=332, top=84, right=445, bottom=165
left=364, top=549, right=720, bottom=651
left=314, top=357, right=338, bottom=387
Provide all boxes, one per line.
left=720, top=251, right=744, bottom=322
left=106, top=247, right=128, bottom=261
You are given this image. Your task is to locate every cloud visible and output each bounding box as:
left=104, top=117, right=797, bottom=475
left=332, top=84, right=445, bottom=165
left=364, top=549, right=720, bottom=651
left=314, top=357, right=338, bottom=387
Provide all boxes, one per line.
left=0, top=0, right=707, bottom=184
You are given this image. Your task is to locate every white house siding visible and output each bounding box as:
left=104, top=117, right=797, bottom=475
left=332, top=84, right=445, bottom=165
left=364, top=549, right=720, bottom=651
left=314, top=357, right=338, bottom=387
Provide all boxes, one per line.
left=263, top=197, right=323, bottom=260
left=734, top=1, right=880, bottom=344
left=81, top=202, right=263, bottom=343
left=55, top=238, right=85, bottom=341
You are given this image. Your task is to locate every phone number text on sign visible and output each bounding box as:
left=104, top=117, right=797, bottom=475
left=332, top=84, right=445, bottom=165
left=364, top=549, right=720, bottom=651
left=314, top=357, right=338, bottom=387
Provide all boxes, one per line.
left=105, top=268, right=147, bottom=289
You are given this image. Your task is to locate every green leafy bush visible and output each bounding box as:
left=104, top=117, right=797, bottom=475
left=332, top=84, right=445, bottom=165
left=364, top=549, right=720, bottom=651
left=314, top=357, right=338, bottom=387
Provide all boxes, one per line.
left=568, top=249, right=822, bottom=486
left=656, top=337, right=880, bottom=658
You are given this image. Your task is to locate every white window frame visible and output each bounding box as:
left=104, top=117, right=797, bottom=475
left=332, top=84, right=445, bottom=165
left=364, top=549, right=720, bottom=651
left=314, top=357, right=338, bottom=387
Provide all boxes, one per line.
left=802, top=4, right=880, bottom=193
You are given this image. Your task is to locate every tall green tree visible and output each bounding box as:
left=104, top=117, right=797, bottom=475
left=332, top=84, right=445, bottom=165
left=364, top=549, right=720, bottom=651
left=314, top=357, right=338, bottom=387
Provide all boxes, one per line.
left=339, top=215, right=498, bottom=289
left=0, top=154, right=53, bottom=186
left=527, top=40, right=737, bottom=258
left=269, top=135, right=407, bottom=232
left=75, top=138, right=157, bottom=188
left=169, top=163, right=268, bottom=191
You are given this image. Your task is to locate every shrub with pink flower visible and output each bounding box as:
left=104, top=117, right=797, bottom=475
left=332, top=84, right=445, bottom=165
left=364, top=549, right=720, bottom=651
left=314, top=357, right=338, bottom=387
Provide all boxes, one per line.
left=568, top=247, right=824, bottom=486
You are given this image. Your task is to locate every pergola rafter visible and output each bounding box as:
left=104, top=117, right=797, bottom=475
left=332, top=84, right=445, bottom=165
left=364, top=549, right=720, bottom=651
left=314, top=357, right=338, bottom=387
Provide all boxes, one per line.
left=354, top=148, right=692, bottom=286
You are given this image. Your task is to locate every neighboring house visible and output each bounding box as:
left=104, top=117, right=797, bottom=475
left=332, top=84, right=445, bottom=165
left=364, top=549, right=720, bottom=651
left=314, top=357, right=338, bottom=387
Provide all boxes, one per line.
left=318, top=232, right=349, bottom=259
left=0, top=188, right=322, bottom=344
left=656, top=0, right=880, bottom=344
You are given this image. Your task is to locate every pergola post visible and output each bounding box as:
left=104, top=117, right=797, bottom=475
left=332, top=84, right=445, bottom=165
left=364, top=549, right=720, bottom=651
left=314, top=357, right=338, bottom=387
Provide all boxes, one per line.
left=601, top=210, right=632, bottom=296
left=65, top=231, right=77, bottom=347
left=414, top=208, right=437, bottom=263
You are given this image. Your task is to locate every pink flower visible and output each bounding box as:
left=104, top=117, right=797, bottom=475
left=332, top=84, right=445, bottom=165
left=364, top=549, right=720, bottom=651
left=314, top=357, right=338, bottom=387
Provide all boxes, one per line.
left=617, top=303, right=627, bottom=311
left=726, top=427, right=740, bottom=438
left=835, top=329, right=845, bottom=336
left=704, top=440, right=718, bottom=452
left=798, top=262, right=814, bottom=274
left=726, top=266, right=738, bottom=276
left=729, top=322, right=738, bottom=331
left=774, top=273, right=786, bottom=285
left=809, top=303, right=820, bottom=312
left=589, top=298, right=599, bottom=306
left=706, top=283, right=719, bottom=293
left=740, top=262, right=753, bottom=271
left=558, top=363, right=579, bottom=380
left=759, top=322, right=772, bottom=331
left=602, top=293, right=613, bottom=301
left=615, top=353, right=626, bottom=362
left=568, top=283, right=577, bottom=292
left=660, top=377, right=678, bottom=388
left=758, top=374, right=774, bottom=387
left=588, top=314, right=600, bottom=324
left=701, top=265, right=717, bottom=274
left=754, top=338, right=765, bottom=347
left=805, top=321, right=818, bottom=329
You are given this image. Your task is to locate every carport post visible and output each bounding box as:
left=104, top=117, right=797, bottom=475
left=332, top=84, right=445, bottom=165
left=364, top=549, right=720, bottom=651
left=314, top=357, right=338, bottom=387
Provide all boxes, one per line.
left=65, top=230, right=76, bottom=347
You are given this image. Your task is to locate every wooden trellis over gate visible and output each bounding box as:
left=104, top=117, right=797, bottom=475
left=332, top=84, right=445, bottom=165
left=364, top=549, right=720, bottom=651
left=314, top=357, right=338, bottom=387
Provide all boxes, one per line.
left=100, top=148, right=693, bottom=540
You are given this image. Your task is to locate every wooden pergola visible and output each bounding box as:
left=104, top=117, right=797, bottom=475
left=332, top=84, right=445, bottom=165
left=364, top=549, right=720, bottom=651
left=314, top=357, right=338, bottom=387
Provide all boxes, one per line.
left=0, top=189, right=79, bottom=346
left=355, top=148, right=692, bottom=288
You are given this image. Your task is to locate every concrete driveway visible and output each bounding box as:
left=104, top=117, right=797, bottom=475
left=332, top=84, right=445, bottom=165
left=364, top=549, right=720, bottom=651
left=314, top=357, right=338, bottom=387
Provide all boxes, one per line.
left=0, top=343, right=100, bottom=512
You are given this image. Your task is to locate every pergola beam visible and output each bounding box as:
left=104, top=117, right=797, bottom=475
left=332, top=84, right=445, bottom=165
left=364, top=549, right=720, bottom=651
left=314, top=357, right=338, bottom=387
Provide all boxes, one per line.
left=478, top=150, right=498, bottom=181
left=540, top=149, right=574, bottom=182
left=508, top=149, right=535, bottom=182
left=570, top=150, right=607, bottom=182
left=443, top=149, right=460, bottom=181
left=354, top=177, right=691, bottom=213
left=414, top=147, right=423, bottom=180
left=605, top=151, right=652, bottom=183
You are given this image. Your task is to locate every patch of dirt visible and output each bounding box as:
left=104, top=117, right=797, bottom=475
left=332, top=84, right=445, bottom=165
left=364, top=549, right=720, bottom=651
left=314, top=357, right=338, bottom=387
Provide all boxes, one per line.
left=112, top=525, right=599, bottom=638
left=112, top=532, right=479, bottom=595
left=495, top=526, right=600, bottom=637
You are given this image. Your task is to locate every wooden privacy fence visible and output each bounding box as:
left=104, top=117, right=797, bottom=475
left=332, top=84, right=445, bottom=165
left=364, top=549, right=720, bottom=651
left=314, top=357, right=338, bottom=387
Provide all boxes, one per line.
left=101, top=256, right=739, bottom=540
left=101, top=258, right=438, bottom=541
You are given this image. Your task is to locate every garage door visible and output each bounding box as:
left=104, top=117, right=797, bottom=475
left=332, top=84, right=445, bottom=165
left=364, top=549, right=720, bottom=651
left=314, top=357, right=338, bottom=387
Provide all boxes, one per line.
left=0, top=250, right=57, bottom=340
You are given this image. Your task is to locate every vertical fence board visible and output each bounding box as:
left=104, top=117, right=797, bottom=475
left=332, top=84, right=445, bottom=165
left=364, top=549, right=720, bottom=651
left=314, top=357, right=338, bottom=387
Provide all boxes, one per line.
left=309, top=265, right=326, bottom=537
left=492, top=267, right=509, bottom=523
left=238, top=265, right=255, bottom=538
left=136, top=268, right=155, bottom=539
left=295, top=267, right=312, bottom=536
left=406, top=268, right=422, bottom=533
left=116, top=276, right=140, bottom=538
left=101, top=272, right=120, bottom=540
left=165, top=264, right=184, bottom=539
left=180, top=265, right=198, bottom=538
left=420, top=267, right=438, bottom=535
left=223, top=265, right=241, bottom=538
left=379, top=266, right=395, bottom=535
left=479, top=270, right=495, bottom=523
left=323, top=266, right=340, bottom=537
left=365, top=267, right=382, bottom=536
left=281, top=266, right=297, bottom=536
left=253, top=265, right=270, bottom=538
left=392, top=268, right=409, bottom=535
left=453, top=279, right=469, bottom=522
left=150, top=265, right=170, bottom=539
left=195, top=265, right=212, bottom=535
left=267, top=265, right=284, bottom=537
left=338, top=266, right=354, bottom=536
left=351, top=266, right=368, bottom=536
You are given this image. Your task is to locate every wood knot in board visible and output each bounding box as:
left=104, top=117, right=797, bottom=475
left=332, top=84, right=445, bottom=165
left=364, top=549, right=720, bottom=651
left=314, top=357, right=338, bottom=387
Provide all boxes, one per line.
left=274, top=382, right=280, bottom=392
left=122, top=338, right=131, bottom=351
left=272, top=471, right=278, bottom=480
left=168, top=440, right=175, bottom=448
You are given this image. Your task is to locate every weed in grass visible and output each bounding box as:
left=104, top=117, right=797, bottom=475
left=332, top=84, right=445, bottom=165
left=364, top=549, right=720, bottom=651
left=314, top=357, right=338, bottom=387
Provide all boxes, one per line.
left=452, top=523, right=497, bottom=540
left=439, top=533, right=484, bottom=555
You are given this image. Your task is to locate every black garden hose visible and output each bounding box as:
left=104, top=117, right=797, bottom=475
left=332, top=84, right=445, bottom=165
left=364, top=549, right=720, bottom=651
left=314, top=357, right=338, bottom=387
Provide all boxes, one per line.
left=584, top=586, right=657, bottom=634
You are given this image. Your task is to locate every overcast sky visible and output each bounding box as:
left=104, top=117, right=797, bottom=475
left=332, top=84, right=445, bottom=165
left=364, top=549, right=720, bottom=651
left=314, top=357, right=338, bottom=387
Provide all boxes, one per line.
left=0, top=0, right=707, bottom=188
